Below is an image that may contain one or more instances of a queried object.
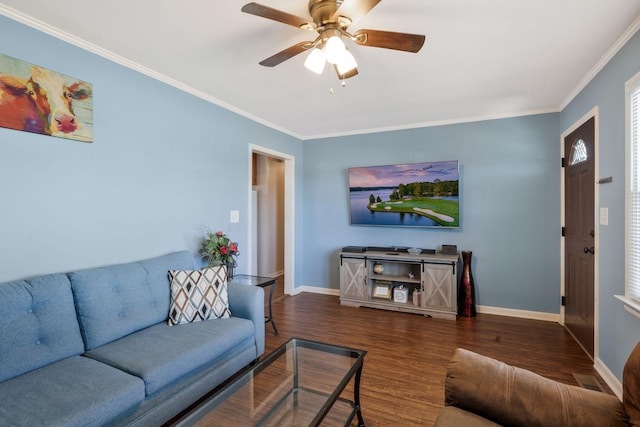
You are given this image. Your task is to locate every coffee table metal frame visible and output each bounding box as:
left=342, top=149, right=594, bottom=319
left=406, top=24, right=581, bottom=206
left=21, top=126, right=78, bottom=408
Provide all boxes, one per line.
left=174, top=337, right=366, bottom=427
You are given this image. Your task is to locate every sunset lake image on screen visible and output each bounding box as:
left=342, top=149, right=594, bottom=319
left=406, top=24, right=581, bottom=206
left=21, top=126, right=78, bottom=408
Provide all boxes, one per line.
left=348, top=160, right=459, bottom=228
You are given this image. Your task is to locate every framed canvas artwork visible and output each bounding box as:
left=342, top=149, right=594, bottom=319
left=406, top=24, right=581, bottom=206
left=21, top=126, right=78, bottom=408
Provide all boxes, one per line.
left=0, top=53, right=93, bottom=142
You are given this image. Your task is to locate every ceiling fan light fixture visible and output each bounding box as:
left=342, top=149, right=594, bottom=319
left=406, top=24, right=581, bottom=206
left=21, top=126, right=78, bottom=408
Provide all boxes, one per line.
left=336, top=48, right=357, bottom=75
left=241, top=2, right=426, bottom=81
left=304, top=48, right=326, bottom=74
left=324, top=35, right=345, bottom=64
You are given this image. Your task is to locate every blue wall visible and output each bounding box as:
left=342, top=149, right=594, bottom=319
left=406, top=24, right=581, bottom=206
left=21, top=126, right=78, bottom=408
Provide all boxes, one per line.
left=302, top=114, right=561, bottom=313
left=560, top=29, right=640, bottom=379
left=0, top=16, right=304, bottom=284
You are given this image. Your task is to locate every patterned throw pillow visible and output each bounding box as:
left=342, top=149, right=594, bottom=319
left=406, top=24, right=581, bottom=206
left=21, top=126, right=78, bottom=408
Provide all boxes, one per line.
left=167, top=267, right=231, bottom=325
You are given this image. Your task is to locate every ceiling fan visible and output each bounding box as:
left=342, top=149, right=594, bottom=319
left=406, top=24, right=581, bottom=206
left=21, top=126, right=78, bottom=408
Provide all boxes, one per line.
left=241, top=0, right=426, bottom=80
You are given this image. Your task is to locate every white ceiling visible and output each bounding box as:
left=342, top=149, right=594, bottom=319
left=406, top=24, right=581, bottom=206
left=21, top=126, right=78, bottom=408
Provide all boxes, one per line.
left=2, top=0, right=640, bottom=140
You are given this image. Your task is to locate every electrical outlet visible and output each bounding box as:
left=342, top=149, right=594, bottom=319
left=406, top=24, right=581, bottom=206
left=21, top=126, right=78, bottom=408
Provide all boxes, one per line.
left=230, top=210, right=240, bottom=223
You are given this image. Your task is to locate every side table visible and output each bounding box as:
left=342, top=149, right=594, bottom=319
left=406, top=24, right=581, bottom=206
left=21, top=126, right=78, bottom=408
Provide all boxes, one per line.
left=229, top=274, right=279, bottom=335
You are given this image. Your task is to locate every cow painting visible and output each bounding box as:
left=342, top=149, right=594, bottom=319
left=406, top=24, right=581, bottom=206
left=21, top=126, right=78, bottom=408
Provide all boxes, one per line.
left=0, top=53, right=93, bottom=142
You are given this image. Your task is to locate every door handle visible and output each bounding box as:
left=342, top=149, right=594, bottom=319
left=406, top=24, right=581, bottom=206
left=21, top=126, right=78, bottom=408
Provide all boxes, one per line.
left=583, top=246, right=595, bottom=255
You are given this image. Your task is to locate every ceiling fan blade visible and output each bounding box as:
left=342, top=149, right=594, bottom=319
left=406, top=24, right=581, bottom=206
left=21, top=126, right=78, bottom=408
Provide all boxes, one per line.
left=259, top=42, right=312, bottom=67
left=353, top=29, right=425, bottom=53
left=334, top=65, right=359, bottom=80
left=242, top=2, right=315, bottom=30
left=333, top=0, right=381, bottom=26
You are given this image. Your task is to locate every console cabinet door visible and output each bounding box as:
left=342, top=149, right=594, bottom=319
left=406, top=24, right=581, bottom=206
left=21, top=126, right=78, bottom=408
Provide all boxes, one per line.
left=422, top=263, right=456, bottom=312
left=340, top=258, right=367, bottom=301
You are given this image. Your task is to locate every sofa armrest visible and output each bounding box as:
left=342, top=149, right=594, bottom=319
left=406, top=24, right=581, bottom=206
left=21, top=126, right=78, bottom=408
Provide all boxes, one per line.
left=445, top=348, right=628, bottom=427
left=227, top=283, right=265, bottom=357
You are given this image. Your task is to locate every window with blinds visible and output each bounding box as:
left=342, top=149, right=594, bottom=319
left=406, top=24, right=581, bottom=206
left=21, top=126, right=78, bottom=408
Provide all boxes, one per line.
left=626, top=73, right=640, bottom=308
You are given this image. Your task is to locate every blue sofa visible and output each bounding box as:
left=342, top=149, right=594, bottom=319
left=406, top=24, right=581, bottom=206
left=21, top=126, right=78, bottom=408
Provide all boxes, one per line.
left=0, top=251, right=265, bottom=427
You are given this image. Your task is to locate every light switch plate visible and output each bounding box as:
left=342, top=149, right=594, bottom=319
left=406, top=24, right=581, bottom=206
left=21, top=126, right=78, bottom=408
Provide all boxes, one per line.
left=230, top=210, right=240, bottom=223
left=600, top=207, right=608, bottom=226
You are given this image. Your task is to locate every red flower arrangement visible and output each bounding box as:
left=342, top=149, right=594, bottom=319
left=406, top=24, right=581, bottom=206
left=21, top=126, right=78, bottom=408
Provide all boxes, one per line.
left=200, top=231, right=240, bottom=267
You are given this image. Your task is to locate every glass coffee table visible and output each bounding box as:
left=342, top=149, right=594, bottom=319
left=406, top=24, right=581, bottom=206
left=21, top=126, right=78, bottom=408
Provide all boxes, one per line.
left=230, top=274, right=278, bottom=335
left=174, top=338, right=367, bottom=426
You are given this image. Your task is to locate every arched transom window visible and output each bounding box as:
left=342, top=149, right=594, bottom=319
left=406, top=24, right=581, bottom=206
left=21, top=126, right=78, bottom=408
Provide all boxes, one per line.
left=569, top=138, right=588, bottom=166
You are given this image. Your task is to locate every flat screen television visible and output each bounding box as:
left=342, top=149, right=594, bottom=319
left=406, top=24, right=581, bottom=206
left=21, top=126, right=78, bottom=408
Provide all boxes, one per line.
left=348, top=160, right=459, bottom=228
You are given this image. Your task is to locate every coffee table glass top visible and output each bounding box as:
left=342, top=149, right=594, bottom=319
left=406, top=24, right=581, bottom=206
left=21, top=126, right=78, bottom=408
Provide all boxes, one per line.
left=175, top=338, right=366, bottom=427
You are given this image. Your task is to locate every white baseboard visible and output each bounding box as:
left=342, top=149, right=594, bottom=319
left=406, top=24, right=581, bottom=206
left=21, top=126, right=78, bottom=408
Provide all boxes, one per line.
left=268, top=270, right=284, bottom=279
left=294, top=285, right=340, bottom=296
left=476, top=305, right=560, bottom=322
left=594, top=357, right=623, bottom=400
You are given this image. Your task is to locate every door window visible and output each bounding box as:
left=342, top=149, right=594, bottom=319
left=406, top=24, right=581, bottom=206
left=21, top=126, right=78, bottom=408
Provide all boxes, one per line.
left=569, top=139, right=588, bottom=166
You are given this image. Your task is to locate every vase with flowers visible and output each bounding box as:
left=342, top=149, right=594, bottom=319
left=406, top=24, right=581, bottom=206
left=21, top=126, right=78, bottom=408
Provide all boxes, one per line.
left=200, top=231, right=240, bottom=280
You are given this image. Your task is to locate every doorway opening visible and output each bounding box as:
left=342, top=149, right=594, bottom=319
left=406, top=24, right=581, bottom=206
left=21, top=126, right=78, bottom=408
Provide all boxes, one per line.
left=248, top=145, right=295, bottom=297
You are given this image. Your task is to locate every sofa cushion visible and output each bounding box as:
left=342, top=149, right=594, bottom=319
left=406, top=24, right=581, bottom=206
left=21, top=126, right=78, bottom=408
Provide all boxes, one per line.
left=0, top=273, right=84, bottom=383
left=0, top=355, right=145, bottom=427
left=168, top=267, right=230, bottom=325
left=84, top=317, right=255, bottom=396
left=69, top=251, right=195, bottom=349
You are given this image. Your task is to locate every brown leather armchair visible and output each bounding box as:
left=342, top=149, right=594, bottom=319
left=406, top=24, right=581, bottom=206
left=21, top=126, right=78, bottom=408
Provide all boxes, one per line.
left=434, top=342, right=640, bottom=427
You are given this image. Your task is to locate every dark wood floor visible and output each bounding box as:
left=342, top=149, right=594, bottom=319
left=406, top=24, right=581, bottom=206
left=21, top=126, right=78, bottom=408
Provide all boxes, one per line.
left=262, top=289, right=611, bottom=426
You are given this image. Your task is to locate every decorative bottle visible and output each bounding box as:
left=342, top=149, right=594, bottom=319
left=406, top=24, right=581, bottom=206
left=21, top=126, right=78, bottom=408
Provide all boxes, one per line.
left=458, top=251, right=476, bottom=317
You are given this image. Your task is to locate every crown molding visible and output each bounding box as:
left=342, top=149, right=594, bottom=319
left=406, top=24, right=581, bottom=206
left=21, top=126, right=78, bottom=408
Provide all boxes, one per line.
left=3, top=4, right=638, bottom=141
left=0, top=5, right=305, bottom=141
left=302, top=107, right=559, bottom=141
left=559, top=15, right=640, bottom=111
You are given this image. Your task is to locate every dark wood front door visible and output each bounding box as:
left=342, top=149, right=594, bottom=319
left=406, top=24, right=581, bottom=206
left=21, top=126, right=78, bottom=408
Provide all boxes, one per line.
left=564, top=116, right=595, bottom=358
